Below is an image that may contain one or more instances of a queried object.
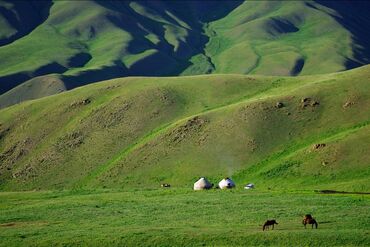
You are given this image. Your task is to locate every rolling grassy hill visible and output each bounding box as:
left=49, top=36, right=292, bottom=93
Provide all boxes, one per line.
left=0, top=65, right=369, bottom=192
left=1, top=0, right=370, bottom=108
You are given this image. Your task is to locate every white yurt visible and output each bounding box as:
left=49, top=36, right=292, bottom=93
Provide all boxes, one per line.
left=218, top=177, right=235, bottom=189
left=244, top=183, right=255, bottom=189
left=193, top=177, right=213, bottom=190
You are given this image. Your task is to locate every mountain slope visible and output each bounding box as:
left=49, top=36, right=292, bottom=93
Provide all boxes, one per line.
left=0, top=65, right=369, bottom=191
left=0, top=0, right=370, bottom=108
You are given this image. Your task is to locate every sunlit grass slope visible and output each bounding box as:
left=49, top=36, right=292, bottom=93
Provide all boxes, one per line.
left=0, top=65, right=369, bottom=191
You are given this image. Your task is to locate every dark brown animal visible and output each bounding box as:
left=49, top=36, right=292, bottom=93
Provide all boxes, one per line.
left=263, top=220, right=278, bottom=231
left=303, top=214, right=318, bottom=229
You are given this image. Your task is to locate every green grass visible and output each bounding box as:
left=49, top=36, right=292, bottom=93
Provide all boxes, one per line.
left=0, top=24, right=81, bottom=76
left=0, top=189, right=368, bottom=246
left=205, top=1, right=354, bottom=75
left=234, top=121, right=370, bottom=191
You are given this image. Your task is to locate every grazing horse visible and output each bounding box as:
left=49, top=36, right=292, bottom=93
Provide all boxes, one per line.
left=263, top=220, right=278, bottom=231
left=303, top=214, right=318, bottom=229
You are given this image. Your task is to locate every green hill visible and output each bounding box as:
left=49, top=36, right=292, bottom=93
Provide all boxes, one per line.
left=1, top=0, right=370, bottom=107
left=0, top=65, right=369, bottom=191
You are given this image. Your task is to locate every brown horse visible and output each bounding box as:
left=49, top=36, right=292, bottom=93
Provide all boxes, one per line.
left=303, top=214, right=318, bottom=229
left=263, top=220, right=278, bottom=231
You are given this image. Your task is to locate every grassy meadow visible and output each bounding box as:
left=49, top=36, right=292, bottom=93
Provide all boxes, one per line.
left=0, top=189, right=369, bottom=246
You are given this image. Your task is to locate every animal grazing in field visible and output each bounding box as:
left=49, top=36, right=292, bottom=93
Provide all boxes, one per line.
left=161, top=183, right=171, bottom=188
left=303, top=214, right=318, bottom=229
left=263, top=219, right=278, bottom=231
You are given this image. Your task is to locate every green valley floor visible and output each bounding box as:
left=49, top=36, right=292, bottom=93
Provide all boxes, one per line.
left=0, top=189, right=369, bottom=246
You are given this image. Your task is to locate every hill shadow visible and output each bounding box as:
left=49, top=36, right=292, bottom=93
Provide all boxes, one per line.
left=0, top=0, right=53, bottom=46
left=57, top=1, right=244, bottom=91
left=0, top=72, right=30, bottom=95
left=0, top=51, right=91, bottom=94
left=291, top=58, right=305, bottom=76
left=62, top=60, right=129, bottom=90
left=0, top=61, right=68, bottom=94
left=311, top=1, right=370, bottom=69
left=95, top=1, right=243, bottom=76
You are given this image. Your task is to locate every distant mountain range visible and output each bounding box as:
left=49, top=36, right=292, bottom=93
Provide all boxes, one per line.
left=0, top=0, right=370, bottom=108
